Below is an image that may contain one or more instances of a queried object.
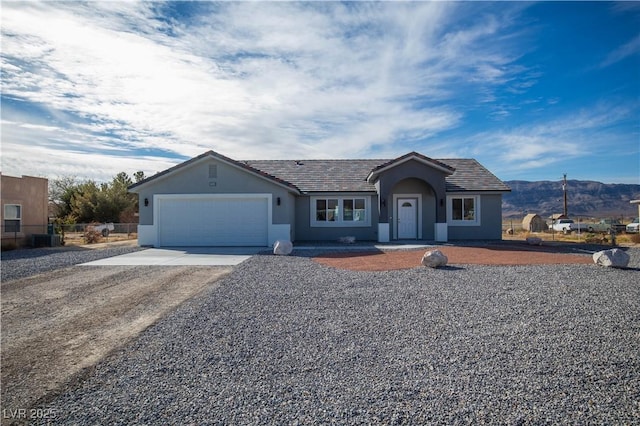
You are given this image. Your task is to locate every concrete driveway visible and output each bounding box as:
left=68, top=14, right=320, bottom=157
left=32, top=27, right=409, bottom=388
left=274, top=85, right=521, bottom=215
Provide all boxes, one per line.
left=81, top=247, right=265, bottom=266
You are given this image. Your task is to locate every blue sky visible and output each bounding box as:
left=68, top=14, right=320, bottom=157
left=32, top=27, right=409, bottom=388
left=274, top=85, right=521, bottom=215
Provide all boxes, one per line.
left=1, top=1, right=638, bottom=184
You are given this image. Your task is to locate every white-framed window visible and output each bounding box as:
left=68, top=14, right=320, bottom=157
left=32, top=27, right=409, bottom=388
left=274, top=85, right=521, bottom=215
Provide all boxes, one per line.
left=4, top=204, right=22, bottom=233
left=311, top=196, right=370, bottom=227
left=447, top=195, right=480, bottom=226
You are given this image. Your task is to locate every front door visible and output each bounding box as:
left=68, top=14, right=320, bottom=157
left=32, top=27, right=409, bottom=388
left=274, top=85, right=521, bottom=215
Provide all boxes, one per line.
left=397, top=198, right=418, bottom=239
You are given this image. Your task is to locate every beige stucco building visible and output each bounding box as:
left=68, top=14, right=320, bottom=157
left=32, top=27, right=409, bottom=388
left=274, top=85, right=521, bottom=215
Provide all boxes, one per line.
left=1, top=173, right=49, bottom=248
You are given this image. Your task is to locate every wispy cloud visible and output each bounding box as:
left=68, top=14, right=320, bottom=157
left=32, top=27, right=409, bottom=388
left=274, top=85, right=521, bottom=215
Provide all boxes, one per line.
left=600, top=34, right=640, bottom=68
left=2, top=2, right=636, bottom=184
left=1, top=1, right=536, bottom=180
left=466, top=102, right=637, bottom=178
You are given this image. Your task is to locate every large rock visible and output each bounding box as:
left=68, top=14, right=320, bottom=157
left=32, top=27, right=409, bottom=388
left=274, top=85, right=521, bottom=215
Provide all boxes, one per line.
left=273, top=240, right=293, bottom=256
left=338, top=236, right=356, bottom=244
left=421, top=249, right=448, bottom=268
left=592, top=248, right=629, bottom=268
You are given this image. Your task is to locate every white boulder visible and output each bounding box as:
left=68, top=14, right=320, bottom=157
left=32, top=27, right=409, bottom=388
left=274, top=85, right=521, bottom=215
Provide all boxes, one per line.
left=273, top=240, right=293, bottom=256
left=421, top=249, right=448, bottom=268
left=592, top=248, right=629, bottom=268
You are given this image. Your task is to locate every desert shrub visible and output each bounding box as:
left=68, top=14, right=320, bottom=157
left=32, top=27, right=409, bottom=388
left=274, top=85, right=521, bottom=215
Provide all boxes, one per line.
left=631, top=233, right=640, bottom=244
left=83, top=226, right=103, bottom=244
left=584, top=233, right=607, bottom=244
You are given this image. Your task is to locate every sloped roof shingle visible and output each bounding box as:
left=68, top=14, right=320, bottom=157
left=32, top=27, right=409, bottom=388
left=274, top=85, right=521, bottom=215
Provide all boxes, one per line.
left=130, top=150, right=510, bottom=194
left=247, top=158, right=510, bottom=193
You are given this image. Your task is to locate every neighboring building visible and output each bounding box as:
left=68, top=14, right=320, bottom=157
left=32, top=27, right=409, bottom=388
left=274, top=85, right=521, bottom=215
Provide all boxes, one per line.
left=1, top=173, right=48, bottom=248
left=129, top=150, right=511, bottom=247
left=522, top=213, right=547, bottom=232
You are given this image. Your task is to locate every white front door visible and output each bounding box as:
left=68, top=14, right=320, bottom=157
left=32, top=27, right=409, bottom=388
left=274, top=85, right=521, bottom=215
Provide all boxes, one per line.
left=397, top=198, right=418, bottom=239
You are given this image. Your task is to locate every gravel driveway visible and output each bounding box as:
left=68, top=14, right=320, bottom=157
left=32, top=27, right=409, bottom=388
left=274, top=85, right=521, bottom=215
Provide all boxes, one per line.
left=1, top=245, right=231, bottom=424
left=36, top=249, right=640, bottom=424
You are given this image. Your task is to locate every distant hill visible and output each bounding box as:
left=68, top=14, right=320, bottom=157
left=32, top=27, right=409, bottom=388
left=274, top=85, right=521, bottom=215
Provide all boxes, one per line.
left=502, top=180, right=640, bottom=219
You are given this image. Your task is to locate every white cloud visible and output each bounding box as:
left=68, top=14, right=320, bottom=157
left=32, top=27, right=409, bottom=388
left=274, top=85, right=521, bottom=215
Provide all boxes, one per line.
left=464, top=102, right=637, bottom=178
left=600, top=34, right=640, bottom=68
left=1, top=1, right=552, bottom=181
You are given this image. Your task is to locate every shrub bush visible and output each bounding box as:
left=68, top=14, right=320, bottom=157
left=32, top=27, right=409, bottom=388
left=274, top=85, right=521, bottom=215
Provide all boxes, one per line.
left=83, top=226, right=103, bottom=244
left=631, top=233, right=640, bottom=244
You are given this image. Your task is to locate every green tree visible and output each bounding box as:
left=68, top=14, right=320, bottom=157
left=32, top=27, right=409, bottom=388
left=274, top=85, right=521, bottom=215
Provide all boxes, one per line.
left=69, top=181, right=101, bottom=223
left=133, top=171, right=145, bottom=183
left=51, top=172, right=140, bottom=224
left=49, top=176, right=81, bottom=219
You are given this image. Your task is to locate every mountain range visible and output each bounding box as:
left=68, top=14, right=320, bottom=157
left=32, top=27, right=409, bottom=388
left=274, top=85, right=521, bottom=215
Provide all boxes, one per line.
left=501, top=180, right=640, bottom=219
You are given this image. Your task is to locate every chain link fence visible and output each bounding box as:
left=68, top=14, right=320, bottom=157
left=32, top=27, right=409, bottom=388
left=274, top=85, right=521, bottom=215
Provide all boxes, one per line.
left=1, top=223, right=138, bottom=249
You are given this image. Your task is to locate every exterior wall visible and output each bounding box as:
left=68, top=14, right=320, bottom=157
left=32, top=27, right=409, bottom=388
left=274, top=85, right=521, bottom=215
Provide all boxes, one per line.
left=447, top=193, right=503, bottom=240
left=0, top=174, right=49, bottom=247
left=389, top=178, right=436, bottom=240
left=135, top=157, right=294, bottom=228
left=294, top=194, right=379, bottom=242
left=375, top=159, right=448, bottom=224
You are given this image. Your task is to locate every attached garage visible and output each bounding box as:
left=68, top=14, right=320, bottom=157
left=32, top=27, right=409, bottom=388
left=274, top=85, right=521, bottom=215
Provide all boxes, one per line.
left=156, top=194, right=269, bottom=247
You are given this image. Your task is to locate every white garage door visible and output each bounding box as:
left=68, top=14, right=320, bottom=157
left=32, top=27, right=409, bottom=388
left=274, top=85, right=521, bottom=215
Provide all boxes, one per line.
left=157, top=196, right=269, bottom=247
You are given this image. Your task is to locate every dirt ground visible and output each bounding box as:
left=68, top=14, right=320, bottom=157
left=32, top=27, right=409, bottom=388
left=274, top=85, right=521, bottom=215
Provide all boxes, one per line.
left=1, top=265, right=231, bottom=423
left=314, top=244, right=594, bottom=271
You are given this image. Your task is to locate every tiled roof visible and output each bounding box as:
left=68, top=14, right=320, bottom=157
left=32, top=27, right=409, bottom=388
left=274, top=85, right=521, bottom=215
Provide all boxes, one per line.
left=246, top=158, right=510, bottom=193
left=130, top=150, right=510, bottom=193
left=245, top=159, right=381, bottom=192
left=439, top=159, right=512, bottom=192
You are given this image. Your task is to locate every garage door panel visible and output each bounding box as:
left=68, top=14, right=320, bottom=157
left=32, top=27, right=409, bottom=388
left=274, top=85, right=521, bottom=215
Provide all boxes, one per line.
left=158, top=196, right=268, bottom=246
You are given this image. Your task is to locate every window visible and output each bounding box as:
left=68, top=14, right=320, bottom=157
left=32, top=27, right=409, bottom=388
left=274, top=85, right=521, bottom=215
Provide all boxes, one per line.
left=4, top=204, right=21, bottom=233
left=311, top=196, right=370, bottom=227
left=316, top=198, right=338, bottom=222
left=448, top=195, right=480, bottom=226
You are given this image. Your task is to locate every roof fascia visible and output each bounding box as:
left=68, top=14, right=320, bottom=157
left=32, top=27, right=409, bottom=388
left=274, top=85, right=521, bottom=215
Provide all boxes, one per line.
left=445, top=190, right=511, bottom=195
left=301, top=190, right=378, bottom=196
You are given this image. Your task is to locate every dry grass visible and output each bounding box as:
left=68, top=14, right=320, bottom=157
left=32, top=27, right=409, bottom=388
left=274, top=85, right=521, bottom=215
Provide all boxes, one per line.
left=503, top=230, right=639, bottom=246
left=63, top=232, right=137, bottom=246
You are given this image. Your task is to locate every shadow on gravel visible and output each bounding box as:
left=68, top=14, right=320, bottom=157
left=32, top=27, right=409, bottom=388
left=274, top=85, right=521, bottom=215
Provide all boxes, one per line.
left=0, top=245, right=91, bottom=260
left=437, top=265, right=466, bottom=271
left=478, top=241, right=612, bottom=255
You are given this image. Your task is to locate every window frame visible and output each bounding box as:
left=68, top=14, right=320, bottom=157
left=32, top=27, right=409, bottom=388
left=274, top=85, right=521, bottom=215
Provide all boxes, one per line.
left=3, top=204, right=22, bottom=233
left=447, top=195, right=481, bottom=226
left=310, top=195, right=371, bottom=227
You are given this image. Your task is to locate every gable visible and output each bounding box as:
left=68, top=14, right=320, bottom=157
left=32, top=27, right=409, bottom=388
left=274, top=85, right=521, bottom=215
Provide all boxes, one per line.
left=366, top=151, right=455, bottom=183
left=129, top=151, right=300, bottom=194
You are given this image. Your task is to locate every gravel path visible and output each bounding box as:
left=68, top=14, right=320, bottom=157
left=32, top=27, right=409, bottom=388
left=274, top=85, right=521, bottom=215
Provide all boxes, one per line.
left=37, top=249, right=640, bottom=424
left=1, top=245, right=143, bottom=282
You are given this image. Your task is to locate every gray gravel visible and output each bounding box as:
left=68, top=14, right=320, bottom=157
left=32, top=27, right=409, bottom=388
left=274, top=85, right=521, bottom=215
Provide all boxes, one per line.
left=37, top=249, right=640, bottom=424
left=1, top=245, right=143, bottom=282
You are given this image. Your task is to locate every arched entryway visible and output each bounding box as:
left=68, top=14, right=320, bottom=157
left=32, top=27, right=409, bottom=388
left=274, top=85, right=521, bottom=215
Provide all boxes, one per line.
left=390, top=178, right=436, bottom=240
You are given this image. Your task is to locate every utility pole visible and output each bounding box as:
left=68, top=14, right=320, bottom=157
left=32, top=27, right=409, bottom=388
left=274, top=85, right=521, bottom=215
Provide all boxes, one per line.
left=562, top=173, right=568, bottom=217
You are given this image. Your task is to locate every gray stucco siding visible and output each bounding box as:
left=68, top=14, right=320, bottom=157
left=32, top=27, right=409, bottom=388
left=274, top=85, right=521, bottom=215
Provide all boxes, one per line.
left=294, top=194, right=379, bottom=242
left=136, top=158, right=295, bottom=226
left=447, top=193, right=504, bottom=240
left=375, top=159, right=449, bottom=224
